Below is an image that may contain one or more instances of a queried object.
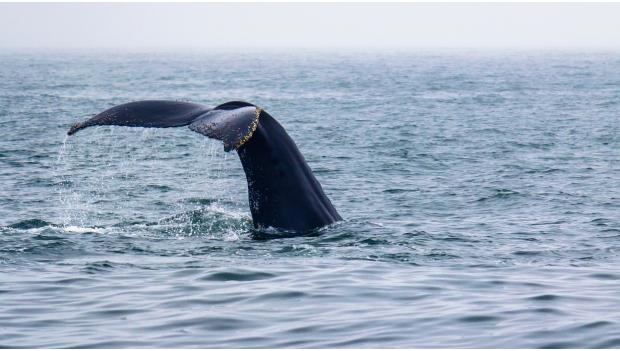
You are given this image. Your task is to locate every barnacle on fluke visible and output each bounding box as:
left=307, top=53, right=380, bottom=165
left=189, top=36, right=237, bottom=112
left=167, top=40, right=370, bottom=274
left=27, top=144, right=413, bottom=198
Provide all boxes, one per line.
left=235, top=107, right=261, bottom=150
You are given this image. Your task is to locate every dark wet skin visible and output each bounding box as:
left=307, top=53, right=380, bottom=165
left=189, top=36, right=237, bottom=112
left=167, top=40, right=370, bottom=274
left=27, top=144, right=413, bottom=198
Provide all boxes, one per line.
left=237, top=110, right=341, bottom=231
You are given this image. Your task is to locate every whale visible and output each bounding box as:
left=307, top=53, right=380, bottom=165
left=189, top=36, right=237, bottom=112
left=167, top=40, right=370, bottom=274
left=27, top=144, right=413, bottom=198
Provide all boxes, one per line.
left=68, top=100, right=342, bottom=232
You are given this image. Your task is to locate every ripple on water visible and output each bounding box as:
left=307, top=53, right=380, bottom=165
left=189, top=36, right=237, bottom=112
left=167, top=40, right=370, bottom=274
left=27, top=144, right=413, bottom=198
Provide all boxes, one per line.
left=199, top=269, right=277, bottom=282
left=2, top=52, right=620, bottom=348
left=594, top=338, right=620, bottom=348
left=528, top=294, right=562, bottom=302
left=457, top=315, right=502, bottom=323
left=7, top=219, right=52, bottom=229
left=588, top=272, right=619, bottom=280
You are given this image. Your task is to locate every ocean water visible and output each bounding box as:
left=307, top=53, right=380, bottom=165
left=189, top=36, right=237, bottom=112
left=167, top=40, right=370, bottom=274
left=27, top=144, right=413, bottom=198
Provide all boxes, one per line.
left=1, top=50, right=619, bottom=348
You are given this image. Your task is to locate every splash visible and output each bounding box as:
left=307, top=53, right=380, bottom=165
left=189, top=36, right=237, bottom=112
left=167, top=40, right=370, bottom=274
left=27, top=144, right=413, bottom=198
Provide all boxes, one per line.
left=53, top=128, right=247, bottom=238
left=54, top=134, right=90, bottom=228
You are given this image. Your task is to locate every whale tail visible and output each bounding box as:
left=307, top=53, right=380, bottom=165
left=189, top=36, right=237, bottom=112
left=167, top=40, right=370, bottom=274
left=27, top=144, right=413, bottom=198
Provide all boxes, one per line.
left=67, top=100, right=212, bottom=135
left=68, top=100, right=341, bottom=232
left=68, top=100, right=262, bottom=153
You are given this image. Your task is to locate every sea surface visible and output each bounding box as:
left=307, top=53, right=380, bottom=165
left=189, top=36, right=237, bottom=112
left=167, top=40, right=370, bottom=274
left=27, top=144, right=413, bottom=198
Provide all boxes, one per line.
left=1, top=50, right=619, bottom=348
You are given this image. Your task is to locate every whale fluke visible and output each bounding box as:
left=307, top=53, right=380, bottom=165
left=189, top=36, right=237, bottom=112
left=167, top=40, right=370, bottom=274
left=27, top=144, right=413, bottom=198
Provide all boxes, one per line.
left=67, top=100, right=341, bottom=232
left=67, top=100, right=211, bottom=135
left=189, top=105, right=260, bottom=152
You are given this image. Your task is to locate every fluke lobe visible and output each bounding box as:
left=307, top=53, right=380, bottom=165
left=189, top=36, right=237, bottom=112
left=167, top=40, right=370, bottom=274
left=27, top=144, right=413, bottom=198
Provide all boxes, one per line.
left=68, top=100, right=342, bottom=232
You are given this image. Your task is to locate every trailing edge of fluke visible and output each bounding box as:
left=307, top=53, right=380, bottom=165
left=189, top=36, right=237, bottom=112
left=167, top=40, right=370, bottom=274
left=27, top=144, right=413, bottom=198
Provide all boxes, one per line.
left=68, top=100, right=342, bottom=233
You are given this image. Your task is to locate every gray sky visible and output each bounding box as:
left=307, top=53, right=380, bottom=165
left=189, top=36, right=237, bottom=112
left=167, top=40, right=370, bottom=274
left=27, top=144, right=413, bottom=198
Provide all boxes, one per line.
left=1, top=3, right=619, bottom=50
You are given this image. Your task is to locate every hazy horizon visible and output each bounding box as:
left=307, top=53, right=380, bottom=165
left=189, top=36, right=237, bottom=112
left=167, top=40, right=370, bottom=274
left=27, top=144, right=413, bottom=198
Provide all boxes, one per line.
left=1, top=3, right=620, bottom=51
